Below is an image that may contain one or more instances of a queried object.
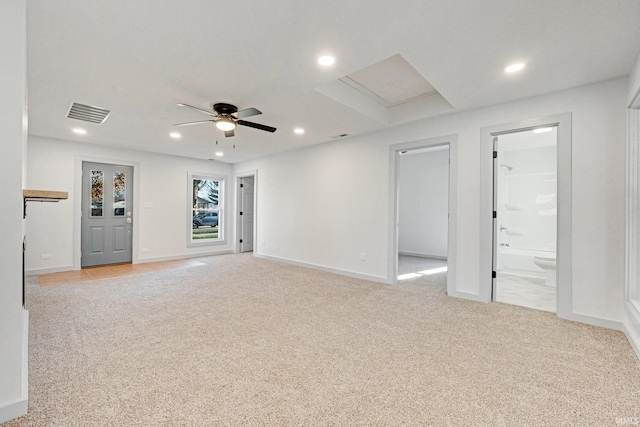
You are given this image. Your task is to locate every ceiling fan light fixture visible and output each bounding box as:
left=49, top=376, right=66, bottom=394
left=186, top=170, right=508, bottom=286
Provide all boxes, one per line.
left=216, top=118, right=236, bottom=131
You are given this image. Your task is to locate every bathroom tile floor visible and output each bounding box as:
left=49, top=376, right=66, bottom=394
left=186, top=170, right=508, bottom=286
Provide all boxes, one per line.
left=495, top=272, right=556, bottom=313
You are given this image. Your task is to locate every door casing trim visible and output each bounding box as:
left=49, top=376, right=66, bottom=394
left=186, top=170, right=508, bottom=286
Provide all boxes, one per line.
left=480, top=113, right=572, bottom=318
left=234, top=169, right=258, bottom=254
left=388, top=134, right=458, bottom=294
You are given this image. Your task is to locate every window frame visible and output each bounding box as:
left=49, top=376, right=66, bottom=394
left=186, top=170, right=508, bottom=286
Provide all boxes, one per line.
left=187, top=172, right=226, bottom=247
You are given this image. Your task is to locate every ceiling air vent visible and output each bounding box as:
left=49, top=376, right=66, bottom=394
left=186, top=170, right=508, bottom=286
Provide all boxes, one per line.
left=331, top=133, right=350, bottom=139
left=67, top=102, right=111, bottom=124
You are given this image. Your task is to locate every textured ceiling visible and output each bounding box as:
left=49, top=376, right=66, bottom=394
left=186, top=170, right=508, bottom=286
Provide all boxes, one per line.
left=26, top=0, right=640, bottom=163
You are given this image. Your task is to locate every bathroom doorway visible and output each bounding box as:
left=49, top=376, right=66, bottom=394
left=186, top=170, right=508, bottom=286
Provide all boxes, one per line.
left=492, top=127, right=558, bottom=312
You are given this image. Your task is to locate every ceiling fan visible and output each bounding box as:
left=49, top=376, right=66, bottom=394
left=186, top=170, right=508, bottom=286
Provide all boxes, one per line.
left=173, top=102, right=276, bottom=137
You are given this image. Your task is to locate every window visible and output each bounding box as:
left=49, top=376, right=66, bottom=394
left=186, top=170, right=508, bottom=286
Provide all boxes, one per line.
left=90, top=170, right=104, bottom=217
left=188, top=173, right=225, bottom=245
left=113, top=171, right=126, bottom=216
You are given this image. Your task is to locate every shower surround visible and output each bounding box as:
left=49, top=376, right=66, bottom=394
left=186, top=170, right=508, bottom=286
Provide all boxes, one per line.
left=496, top=140, right=557, bottom=280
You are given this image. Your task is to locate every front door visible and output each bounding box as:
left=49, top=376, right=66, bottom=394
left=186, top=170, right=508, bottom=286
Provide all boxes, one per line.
left=81, top=162, right=133, bottom=267
left=240, top=176, right=254, bottom=252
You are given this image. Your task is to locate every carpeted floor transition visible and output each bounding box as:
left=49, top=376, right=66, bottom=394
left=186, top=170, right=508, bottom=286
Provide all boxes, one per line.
left=5, top=253, right=640, bottom=426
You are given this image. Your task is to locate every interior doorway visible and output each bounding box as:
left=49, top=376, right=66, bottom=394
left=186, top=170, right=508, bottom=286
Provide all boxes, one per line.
left=81, top=162, right=133, bottom=267
left=480, top=113, right=572, bottom=318
left=389, top=134, right=458, bottom=293
left=492, top=127, right=558, bottom=312
left=397, top=145, right=450, bottom=289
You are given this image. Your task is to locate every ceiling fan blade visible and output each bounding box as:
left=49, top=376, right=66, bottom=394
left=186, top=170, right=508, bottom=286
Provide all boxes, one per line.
left=173, top=120, right=215, bottom=127
left=234, top=107, right=262, bottom=119
left=176, top=103, right=218, bottom=117
left=224, top=130, right=235, bottom=138
left=237, top=120, right=276, bottom=133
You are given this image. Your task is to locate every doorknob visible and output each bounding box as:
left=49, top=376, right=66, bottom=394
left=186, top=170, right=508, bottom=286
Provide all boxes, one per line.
left=499, top=225, right=508, bottom=231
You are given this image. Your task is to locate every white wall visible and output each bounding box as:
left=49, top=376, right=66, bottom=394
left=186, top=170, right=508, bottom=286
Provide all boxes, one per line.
left=625, top=52, right=640, bottom=357
left=0, top=0, right=28, bottom=422
left=236, top=77, right=628, bottom=326
left=235, top=137, right=390, bottom=280
left=398, top=148, right=449, bottom=258
left=26, top=137, right=235, bottom=273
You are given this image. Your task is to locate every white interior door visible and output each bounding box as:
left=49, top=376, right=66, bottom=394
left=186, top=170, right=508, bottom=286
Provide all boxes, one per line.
left=81, top=162, right=133, bottom=267
left=240, top=176, right=254, bottom=253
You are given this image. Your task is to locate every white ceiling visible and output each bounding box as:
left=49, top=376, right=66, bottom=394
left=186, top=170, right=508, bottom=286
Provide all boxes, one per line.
left=26, top=0, right=640, bottom=163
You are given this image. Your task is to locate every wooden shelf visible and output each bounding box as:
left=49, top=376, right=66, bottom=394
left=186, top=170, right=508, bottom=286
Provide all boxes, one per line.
left=23, top=189, right=68, bottom=202
left=23, top=190, right=68, bottom=218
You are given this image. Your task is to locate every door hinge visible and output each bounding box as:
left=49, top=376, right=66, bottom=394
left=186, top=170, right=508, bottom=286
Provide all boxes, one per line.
left=493, top=211, right=497, bottom=219
left=492, top=271, right=497, bottom=279
left=240, top=183, right=244, bottom=188
left=239, top=239, right=243, bottom=243
left=240, top=211, right=243, bottom=216
left=493, top=151, right=497, bottom=159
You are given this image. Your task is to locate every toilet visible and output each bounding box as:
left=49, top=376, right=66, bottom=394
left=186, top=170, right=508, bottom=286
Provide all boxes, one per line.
left=533, top=255, right=557, bottom=287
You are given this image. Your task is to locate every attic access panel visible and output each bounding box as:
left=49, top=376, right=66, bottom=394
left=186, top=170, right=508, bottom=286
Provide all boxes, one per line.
left=340, top=54, right=438, bottom=107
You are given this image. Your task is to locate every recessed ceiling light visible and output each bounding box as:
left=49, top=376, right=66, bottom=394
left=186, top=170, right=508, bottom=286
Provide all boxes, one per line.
left=215, top=152, right=224, bottom=157
left=170, top=132, right=181, bottom=139
left=533, top=127, right=553, bottom=134
left=504, top=63, right=525, bottom=73
left=72, top=128, right=87, bottom=135
left=294, top=128, right=305, bottom=135
left=318, top=55, right=335, bottom=66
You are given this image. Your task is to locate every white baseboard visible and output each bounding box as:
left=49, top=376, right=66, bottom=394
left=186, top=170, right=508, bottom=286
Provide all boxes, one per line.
left=136, top=250, right=233, bottom=264
left=0, top=398, right=28, bottom=424
left=558, top=311, right=624, bottom=331
left=398, top=251, right=447, bottom=260
left=0, top=310, right=29, bottom=424
left=447, top=289, right=488, bottom=303
left=255, top=253, right=391, bottom=284
left=624, top=301, right=640, bottom=360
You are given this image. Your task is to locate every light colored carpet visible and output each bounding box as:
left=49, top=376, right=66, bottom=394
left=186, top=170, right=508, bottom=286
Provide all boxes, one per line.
left=4, top=253, right=640, bottom=426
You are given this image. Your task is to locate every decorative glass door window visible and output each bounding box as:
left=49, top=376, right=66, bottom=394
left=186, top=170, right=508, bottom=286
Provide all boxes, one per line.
left=113, top=172, right=126, bottom=216
left=90, top=170, right=104, bottom=217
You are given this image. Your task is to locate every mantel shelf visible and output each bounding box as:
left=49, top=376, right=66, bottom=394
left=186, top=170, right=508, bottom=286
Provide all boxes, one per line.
left=23, top=189, right=68, bottom=202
